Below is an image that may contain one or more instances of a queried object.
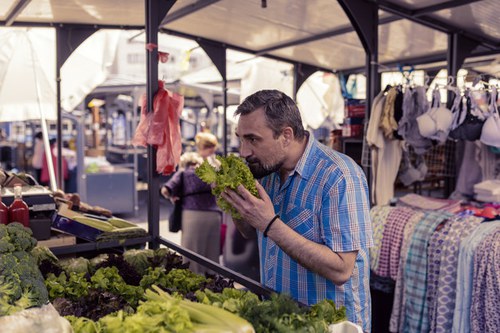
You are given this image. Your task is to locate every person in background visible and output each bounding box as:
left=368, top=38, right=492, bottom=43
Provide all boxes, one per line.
left=40, top=138, right=68, bottom=187
left=329, top=129, right=343, bottom=151
left=31, top=132, right=44, bottom=183
left=220, top=90, right=373, bottom=332
left=161, top=132, right=222, bottom=275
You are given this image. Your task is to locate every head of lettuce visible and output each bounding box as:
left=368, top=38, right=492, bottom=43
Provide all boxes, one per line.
left=195, top=155, right=259, bottom=219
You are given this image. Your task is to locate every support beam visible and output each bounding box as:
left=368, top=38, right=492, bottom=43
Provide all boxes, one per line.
left=145, top=0, right=176, bottom=249
left=413, top=0, right=484, bottom=17
left=197, top=40, right=228, bottom=155
left=293, top=63, right=318, bottom=99
left=161, top=0, right=221, bottom=26
left=447, top=33, right=481, bottom=79
left=338, top=0, right=379, bottom=201
left=5, top=0, right=31, bottom=26
left=338, top=0, right=380, bottom=109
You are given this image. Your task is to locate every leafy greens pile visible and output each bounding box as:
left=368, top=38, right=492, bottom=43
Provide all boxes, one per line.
left=195, top=154, right=259, bottom=219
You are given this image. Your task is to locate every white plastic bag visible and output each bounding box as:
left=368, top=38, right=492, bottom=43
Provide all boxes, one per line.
left=0, top=303, right=73, bottom=333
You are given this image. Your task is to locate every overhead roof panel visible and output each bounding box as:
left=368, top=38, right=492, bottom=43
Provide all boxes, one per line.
left=16, top=0, right=145, bottom=26
left=428, top=0, right=500, bottom=42
left=0, top=1, right=17, bottom=21
left=379, top=20, right=448, bottom=63
left=165, top=0, right=353, bottom=51
left=269, top=31, right=365, bottom=71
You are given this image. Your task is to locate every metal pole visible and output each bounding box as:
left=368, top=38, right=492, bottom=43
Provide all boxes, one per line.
left=223, top=78, right=228, bottom=156
left=145, top=0, right=160, bottom=248
left=56, top=62, right=63, bottom=190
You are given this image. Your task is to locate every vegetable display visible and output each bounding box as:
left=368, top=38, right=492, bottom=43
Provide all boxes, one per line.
left=195, top=155, right=259, bottom=219
left=36, top=247, right=346, bottom=332
left=0, top=232, right=348, bottom=332
left=0, top=223, right=48, bottom=316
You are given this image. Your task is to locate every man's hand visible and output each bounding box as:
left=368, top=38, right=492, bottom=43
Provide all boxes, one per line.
left=221, top=180, right=276, bottom=233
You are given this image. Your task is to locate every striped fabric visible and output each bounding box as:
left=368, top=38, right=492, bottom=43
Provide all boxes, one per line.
left=259, top=136, right=373, bottom=332
left=375, top=207, right=416, bottom=278
left=389, top=211, right=424, bottom=333
left=402, top=210, right=453, bottom=333
left=431, top=216, right=482, bottom=333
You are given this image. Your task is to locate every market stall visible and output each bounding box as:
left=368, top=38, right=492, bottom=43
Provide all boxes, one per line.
left=1, top=1, right=499, bottom=333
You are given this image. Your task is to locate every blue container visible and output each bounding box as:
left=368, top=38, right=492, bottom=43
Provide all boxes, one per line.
left=51, top=212, right=103, bottom=241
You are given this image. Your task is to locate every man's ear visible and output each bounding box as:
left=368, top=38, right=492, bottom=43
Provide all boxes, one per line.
left=282, top=127, right=294, bottom=146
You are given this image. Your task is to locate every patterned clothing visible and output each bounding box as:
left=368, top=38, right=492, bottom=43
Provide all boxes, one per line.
left=375, top=207, right=416, bottom=278
left=369, top=205, right=393, bottom=272
left=389, top=211, right=424, bottom=333
left=426, top=219, right=452, bottom=329
left=259, top=135, right=373, bottom=332
left=471, top=228, right=500, bottom=333
left=402, top=210, right=453, bottom=333
left=431, top=216, right=482, bottom=333
left=452, top=221, right=500, bottom=333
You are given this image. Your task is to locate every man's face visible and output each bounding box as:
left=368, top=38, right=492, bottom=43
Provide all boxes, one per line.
left=236, top=108, right=285, bottom=179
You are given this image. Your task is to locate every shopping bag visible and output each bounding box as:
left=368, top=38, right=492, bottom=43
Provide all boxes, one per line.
left=168, top=171, right=183, bottom=233
left=168, top=198, right=182, bottom=233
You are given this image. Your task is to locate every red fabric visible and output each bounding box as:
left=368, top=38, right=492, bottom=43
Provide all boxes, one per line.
left=41, top=146, right=68, bottom=184
left=132, top=81, right=183, bottom=175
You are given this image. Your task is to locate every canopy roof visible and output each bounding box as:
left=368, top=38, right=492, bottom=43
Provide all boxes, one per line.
left=1, top=0, right=499, bottom=76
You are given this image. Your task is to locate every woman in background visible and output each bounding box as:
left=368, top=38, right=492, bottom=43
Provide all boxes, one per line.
left=162, top=132, right=222, bottom=275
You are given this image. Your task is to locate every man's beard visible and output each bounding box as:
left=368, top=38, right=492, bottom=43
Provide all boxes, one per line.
left=247, top=158, right=283, bottom=179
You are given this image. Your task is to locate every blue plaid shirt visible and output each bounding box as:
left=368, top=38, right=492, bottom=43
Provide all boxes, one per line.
left=258, top=135, right=373, bottom=332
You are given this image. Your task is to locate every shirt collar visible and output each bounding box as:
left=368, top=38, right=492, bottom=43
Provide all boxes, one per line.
left=291, top=131, right=316, bottom=181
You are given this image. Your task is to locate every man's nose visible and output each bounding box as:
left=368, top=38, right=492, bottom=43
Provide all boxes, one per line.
left=239, top=141, right=251, bottom=158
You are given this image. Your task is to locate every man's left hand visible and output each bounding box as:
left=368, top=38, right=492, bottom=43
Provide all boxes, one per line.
left=221, top=181, right=276, bottom=232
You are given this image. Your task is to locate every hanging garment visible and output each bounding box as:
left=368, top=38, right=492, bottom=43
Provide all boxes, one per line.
left=402, top=210, right=453, bottom=333
left=449, top=93, right=485, bottom=141
left=470, top=227, right=500, bottom=333
left=454, top=141, right=483, bottom=198
left=430, top=216, right=482, bottom=333
left=398, top=86, right=433, bottom=155
left=374, top=207, right=416, bottom=279
left=426, top=219, right=453, bottom=331
left=389, top=211, right=425, bottom=333
left=369, top=205, right=394, bottom=272
left=367, top=90, right=403, bottom=205
left=452, top=221, right=500, bottom=333
left=380, top=87, right=399, bottom=139
left=416, top=89, right=454, bottom=144
left=480, top=86, right=500, bottom=148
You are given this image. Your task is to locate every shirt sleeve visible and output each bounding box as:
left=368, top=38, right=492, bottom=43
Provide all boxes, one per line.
left=320, top=167, right=374, bottom=252
left=165, top=170, right=183, bottom=197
